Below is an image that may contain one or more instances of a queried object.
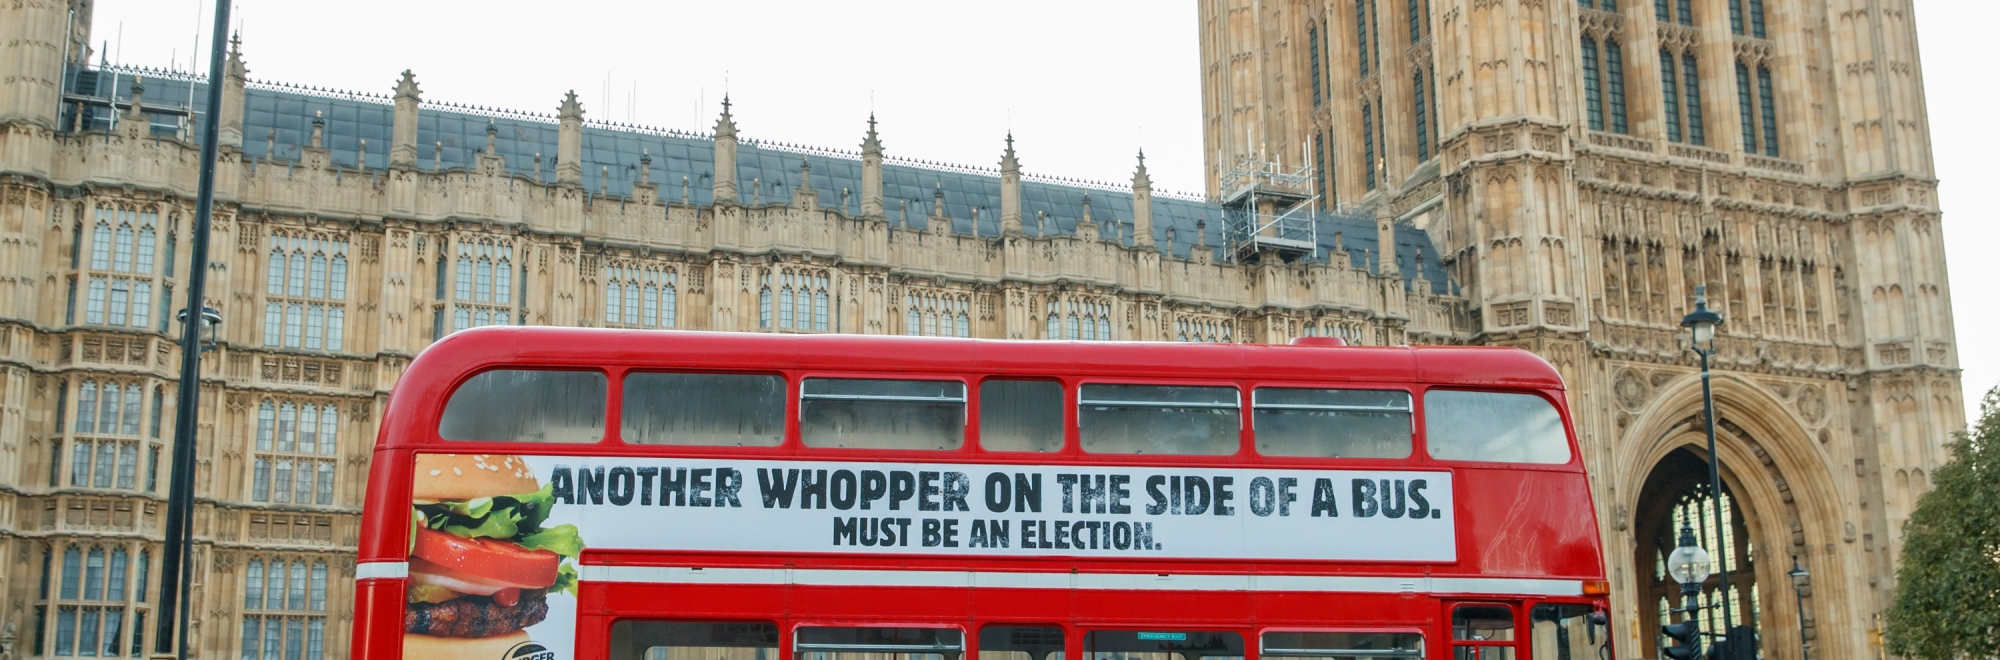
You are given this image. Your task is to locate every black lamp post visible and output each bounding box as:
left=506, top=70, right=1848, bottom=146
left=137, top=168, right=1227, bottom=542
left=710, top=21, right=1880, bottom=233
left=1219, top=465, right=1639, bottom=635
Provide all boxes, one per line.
left=1789, top=556, right=1811, bottom=660
left=1662, top=522, right=1714, bottom=660
left=1680, top=285, right=1735, bottom=648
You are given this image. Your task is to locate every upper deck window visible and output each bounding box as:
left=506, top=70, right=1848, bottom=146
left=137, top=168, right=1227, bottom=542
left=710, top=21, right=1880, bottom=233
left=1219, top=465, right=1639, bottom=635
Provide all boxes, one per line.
left=978, top=380, right=1064, bottom=453
left=1424, top=390, right=1570, bottom=464
left=1252, top=388, right=1413, bottom=458
left=621, top=372, right=786, bottom=446
left=1260, top=632, right=1424, bottom=660
left=800, top=378, right=966, bottom=450
left=437, top=369, right=605, bottom=443
left=1078, top=385, right=1241, bottom=455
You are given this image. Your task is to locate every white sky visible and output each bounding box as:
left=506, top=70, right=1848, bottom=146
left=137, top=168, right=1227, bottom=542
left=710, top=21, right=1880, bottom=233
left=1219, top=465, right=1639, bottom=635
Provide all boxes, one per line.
left=91, top=0, right=1994, bottom=424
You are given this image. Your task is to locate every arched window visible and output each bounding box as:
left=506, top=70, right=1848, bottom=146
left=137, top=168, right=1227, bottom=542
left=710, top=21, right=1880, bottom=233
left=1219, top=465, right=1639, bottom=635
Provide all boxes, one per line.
left=99, top=383, right=121, bottom=437
left=1046, top=301, right=1059, bottom=339
left=661, top=272, right=678, bottom=328
left=309, top=253, right=328, bottom=298
left=907, top=296, right=921, bottom=337
left=136, top=223, right=156, bottom=274
left=91, top=219, right=111, bottom=269
left=113, top=224, right=134, bottom=272
left=606, top=279, right=623, bottom=323
left=759, top=274, right=773, bottom=329
left=108, top=548, right=129, bottom=600
left=61, top=546, right=81, bottom=599
left=328, top=254, right=347, bottom=300
left=78, top=381, right=98, bottom=434
left=455, top=254, right=472, bottom=301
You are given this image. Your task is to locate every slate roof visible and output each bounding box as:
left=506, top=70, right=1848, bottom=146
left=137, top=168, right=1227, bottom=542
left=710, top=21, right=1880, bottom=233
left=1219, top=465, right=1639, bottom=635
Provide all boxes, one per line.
left=64, top=65, right=1452, bottom=294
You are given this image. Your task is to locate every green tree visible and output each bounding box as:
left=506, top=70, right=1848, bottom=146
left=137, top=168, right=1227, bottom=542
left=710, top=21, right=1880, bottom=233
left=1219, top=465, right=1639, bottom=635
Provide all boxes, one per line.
left=1885, top=386, right=2000, bottom=660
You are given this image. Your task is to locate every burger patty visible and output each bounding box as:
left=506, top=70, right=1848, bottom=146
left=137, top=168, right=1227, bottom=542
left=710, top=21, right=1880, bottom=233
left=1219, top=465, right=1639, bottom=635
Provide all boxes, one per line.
left=404, top=589, right=549, bottom=638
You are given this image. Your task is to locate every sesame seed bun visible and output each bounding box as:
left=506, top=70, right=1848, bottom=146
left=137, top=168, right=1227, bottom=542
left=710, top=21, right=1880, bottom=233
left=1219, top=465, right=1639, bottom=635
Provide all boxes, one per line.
left=413, top=454, right=540, bottom=502
left=402, top=630, right=534, bottom=660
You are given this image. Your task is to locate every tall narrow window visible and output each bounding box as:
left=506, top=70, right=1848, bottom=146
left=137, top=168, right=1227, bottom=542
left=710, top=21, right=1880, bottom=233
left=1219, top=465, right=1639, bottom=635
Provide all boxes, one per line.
left=1413, top=71, right=1431, bottom=161
left=1607, top=40, right=1629, bottom=133
left=1314, top=135, right=1329, bottom=201
left=1408, top=0, right=1422, bottom=42
left=1737, top=61, right=1756, bottom=152
left=1583, top=36, right=1604, bottom=131
left=1758, top=66, right=1778, bottom=157
left=1676, top=0, right=1692, bottom=24
left=1309, top=24, right=1323, bottom=106
left=1682, top=53, right=1705, bottom=145
left=1749, top=0, right=1767, bottom=38
left=1362, top=103, right=1378, bottom=190
left=1355, top=0, right=1370, bottom=77
left=1661, top=50, right=1683, bottom=143
left=1655, top=0, right=1669, bottom=21
left=1730, top=0, right=1744, bottom=34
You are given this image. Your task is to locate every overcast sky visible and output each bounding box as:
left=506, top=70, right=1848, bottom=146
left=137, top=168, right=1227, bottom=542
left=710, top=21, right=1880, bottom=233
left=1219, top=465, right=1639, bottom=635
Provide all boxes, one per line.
left=91, top=0, right=1994, bottom=424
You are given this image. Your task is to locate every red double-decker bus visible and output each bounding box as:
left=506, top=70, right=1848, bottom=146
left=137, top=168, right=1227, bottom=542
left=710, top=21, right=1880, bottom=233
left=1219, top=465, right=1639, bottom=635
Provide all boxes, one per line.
left=352, top=328, right=1611, bottom=660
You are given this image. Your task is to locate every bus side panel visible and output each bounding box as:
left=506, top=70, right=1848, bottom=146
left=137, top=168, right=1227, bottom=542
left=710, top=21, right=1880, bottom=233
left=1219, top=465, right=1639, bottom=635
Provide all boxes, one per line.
left=787, top=584, right=973, bottom=621
left=352, top=578, right=406, bottom=660
left=1455, top=469, right=1603, bottom=578
left=358, top=448, right=414, bottom=562
left=1071, top=587, right=1251, bottom=626
left=589, top=582, right=793, bottom=620
left=1251, top=591, right=1434, bottom=627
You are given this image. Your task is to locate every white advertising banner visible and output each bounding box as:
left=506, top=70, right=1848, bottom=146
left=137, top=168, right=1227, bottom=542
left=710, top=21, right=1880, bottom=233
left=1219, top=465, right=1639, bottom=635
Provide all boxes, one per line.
left=530, top=456, right=1457, bottom=562
left=404, top=454, right=1456, bottom=660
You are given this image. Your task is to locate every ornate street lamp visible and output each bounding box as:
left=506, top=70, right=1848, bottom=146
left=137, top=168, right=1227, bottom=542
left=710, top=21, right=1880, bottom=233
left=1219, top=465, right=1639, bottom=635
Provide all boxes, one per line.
left=1790, top=556, right=1811, bottom=660
left=176, top=305, right=223, bottom=351
left=1662, top=523, right=1713, bottom=660
left=1680, top=285, right=1736, bottom=649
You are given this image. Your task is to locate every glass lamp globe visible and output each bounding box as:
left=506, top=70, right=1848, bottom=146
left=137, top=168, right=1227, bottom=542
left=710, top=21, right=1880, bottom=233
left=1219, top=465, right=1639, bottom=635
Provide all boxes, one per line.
left=1691, top=321, right=1716, bottom=345
left=1667, top=543, right=1713, bottom=585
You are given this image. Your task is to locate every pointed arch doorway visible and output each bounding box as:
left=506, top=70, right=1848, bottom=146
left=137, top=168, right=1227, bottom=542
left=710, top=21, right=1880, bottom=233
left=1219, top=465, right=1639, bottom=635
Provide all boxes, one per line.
left=1633, top=447, right=1763, bottom=655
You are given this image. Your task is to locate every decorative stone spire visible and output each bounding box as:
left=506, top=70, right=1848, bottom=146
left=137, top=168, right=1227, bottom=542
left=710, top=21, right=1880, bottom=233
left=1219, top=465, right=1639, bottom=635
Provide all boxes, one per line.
left=556, top=91, right=584, bottom=185
left=999, top=133, right=1023, bottom=235
left=390, top=70, right=421, bottom=167
left=794, top=157, right=817, bottom=208
left=219, top=33, right=247, bottom=147
left=485, top=119, right=497, bottom=154
left=712, top=96, right=739, bottom=203
left=639, top=148, right=652, bottom=186
left=1375, top=205, right=1397, bottom=277
left=125, top=77, right=145, bottom=120
left=310, top=110, right=324, bottom=148
left=1131, top=149, right=1154, bottom=247
left=859, top=114, right=883, bottom=217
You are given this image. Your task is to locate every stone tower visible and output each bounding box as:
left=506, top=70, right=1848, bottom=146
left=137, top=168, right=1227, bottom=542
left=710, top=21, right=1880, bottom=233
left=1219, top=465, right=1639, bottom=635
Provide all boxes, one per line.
left=1199, top=0, right=1961, bottom=658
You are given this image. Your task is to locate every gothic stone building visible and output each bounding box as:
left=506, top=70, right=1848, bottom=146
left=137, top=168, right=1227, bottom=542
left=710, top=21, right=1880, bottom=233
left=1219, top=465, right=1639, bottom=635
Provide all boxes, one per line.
left=1200, top=0, right=1961, bottom=659
left=0, top=0, right=1961, bottom=659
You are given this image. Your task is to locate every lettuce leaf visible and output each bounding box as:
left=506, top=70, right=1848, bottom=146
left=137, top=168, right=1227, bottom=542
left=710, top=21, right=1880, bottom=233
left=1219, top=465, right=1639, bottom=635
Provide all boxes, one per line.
left=411, top=482, right=584, bottom=594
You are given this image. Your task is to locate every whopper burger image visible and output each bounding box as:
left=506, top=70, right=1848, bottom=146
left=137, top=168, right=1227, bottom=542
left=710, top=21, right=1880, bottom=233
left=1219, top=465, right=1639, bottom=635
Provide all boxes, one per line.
left=406, top=454, right=581, bottom=658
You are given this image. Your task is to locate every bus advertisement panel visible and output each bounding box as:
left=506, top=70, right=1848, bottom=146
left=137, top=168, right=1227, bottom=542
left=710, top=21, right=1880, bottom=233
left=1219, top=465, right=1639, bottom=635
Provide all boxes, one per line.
left=404, top=454, right=1457, bottom=659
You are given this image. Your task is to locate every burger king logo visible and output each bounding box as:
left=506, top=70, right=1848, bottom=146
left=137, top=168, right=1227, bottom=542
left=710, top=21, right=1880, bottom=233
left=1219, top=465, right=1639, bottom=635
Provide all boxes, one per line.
left=505, top=640, right=556, bottom=660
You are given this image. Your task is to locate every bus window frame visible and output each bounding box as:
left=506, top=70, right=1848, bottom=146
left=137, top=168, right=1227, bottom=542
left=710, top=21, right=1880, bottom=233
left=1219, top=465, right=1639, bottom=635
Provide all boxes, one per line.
left=1245, top=383, right=1419, bottom=462
left=1524, top=599, right=1611, bottom=660
left=1445, top=602, right=1522, bottom=660
left=969, top=377, right=1074, bottom=456
left=791, top=621, right=971, bottom=660
left=1256, top=626, right=1428, bottom=660
left=616, top=368, right=794, bottom=448
left=975, top=622, right=1073, bottom=660
left=1072, top=379, right=1250, bottom=458
left=1411, top=386, right=1581, bottom=471
left=794, top=372, right=973, bottom=451
left=431, top=364, right=616, bottom=445
left=1079, top=627, right=1254, bottom=660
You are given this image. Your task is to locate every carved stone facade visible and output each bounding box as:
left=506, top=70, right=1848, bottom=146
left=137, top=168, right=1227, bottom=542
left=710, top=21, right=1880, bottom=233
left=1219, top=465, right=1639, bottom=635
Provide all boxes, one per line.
left=0, top=3, right=1488, bottom=659
left=1202, top=0, right=1959, bottom=658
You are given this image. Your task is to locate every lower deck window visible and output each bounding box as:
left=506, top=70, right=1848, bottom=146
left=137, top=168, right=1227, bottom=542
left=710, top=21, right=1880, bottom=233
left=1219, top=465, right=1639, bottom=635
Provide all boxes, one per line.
left=611, top=620, right=779, bottom=660
left=1260, top=632, right=1423, bottom=660
left=795, top=626, right=966, bottom=660
left=1529, top=604, right=1603, bottom=660
left=980, top=626, right=1065, bottom=660
left=1083, top=630, right=1244, bottom=660
left=1452, top=605, right=1519, bottom=660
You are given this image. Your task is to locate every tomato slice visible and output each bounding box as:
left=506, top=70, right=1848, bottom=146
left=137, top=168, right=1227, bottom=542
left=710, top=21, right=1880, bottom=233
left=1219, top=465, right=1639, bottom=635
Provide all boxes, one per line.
left=410, top=528, right=558, bottom=588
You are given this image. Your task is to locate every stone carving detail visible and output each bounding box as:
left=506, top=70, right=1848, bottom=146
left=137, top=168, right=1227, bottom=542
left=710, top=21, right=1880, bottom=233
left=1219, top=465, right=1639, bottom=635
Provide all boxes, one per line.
left=1614, top=369, right=1649, bottom=411
left=1797, top=385, right=1827, bottom=425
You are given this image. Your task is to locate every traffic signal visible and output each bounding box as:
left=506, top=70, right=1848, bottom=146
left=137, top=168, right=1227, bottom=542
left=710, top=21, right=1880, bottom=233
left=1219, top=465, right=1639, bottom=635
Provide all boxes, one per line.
left=1661, top=620, right=1703, bottom=660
